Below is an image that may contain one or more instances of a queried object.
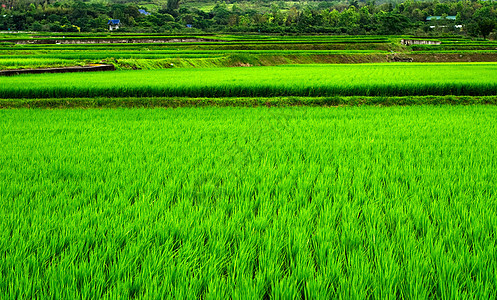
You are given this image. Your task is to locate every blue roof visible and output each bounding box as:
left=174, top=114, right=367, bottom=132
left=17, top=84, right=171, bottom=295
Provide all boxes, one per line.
left=426, top=16, right=456, bottom=21
left=108, top=19, right=120, bottom=25
left=138, top=9, right=151, bottom=16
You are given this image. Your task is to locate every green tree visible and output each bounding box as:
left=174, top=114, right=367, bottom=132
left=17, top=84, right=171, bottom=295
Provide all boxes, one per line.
left=473, top=7, right=496, bottom=39
left=376, top=12, right=411, bottom=35
left=166, top=0, right=180, bottom=14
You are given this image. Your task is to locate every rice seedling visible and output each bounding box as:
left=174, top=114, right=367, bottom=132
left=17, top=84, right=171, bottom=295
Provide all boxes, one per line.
left=0, top=58, right=81, bottom=70
left=2, top=63, right=497, bottom=98
left=0, top=106, right=496, bottom=298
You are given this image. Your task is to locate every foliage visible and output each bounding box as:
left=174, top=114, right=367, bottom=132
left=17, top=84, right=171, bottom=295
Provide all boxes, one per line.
left=472, top=7, right=497, bottom=39
left=1, top=0, right=497, bottom=36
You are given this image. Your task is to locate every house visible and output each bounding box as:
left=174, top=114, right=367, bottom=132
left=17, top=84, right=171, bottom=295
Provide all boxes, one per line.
left=138, top=9, right=151, bottom=16
left=108, top=19, right=120, bottom=31
left=426, top=16, right=462, bottom=30
left=426, top=16, right=457, bottom=21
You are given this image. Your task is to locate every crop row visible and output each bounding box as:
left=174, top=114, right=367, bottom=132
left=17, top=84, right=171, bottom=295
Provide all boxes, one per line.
left=3, top=49, right=385, bottom=56
left=0, top=36, right=389, bottom=46
left=0, top=51, right=385, bottom=63
left=412, top=45, right=497, bottom=51
left=1, top=43, right=391, bottom=52
left=2, top=33, right=388, bottom=41
left=2, top=63, right=497, bottom=98
left=0, top=58, right=81, bottom=69
left=3, top=39, right=389, bottom=45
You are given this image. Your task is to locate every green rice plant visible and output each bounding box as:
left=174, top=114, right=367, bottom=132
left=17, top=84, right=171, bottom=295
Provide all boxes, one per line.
left=0, top=34, right=394, bottom=58
left=0, top=58, right=81, bottom=70
left=0, top=106, right=496, bottom=298
left=2, top=50, right=387, bottom=60
left=2, top=63, right=497, bottom=98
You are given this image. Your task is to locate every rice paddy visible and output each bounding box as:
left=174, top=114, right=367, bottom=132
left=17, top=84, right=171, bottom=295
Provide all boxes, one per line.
left=3, top=34, right=497, bottom=72
left=2, top=33, right=497, bottom=299
left=1, top=107, right=496, bottom=298
left=2, top=63, right=497, bottom=98
left=0, top=58, right=82, bottom=69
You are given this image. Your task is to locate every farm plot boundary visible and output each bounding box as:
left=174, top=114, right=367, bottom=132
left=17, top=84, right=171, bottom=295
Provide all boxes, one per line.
left=2, top=96, right=497, bottom=109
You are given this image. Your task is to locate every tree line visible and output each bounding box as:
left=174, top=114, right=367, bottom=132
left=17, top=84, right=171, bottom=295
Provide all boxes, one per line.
left=1, top=0, right=496, bottom=38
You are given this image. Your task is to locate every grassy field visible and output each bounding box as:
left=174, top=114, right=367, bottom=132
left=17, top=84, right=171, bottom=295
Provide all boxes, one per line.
left=1, top=106, right=496, bottom=298
left=3, top=63, right=497, bottom=98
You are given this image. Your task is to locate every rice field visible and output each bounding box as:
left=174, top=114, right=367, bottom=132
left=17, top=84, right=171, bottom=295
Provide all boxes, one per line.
left=1, top=106, right=496, bottom=298
left=3, top=34, right=497, bottom=73
left=3, top=34, right=497, bottom=74
left=0, top=35, right=394, bottom=72
left=2, top=33, right=497, bottom=298
left=2, top=63, right=497, bottom=98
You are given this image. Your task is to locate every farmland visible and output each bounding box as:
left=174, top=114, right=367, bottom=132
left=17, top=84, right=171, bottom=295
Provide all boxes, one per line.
left=1, top=107, right=497, bottom=298
left=1, top=33, right=497, bottom=298
left=3, top=63, right=497, bottom=99
left=0, top=34, right=396, bottom=70
left=3, top=34, right=497, bottom=71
